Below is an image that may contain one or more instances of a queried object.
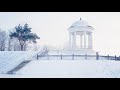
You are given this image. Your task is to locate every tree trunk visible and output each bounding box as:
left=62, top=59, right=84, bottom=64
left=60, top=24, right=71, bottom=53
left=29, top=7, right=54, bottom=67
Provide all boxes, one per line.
left=21, top=44, right=24, bottom=51
left=0, top=44, right=5, bottom=51
left=8, top=39, right=12, bottom=51
left=19, top=40, right=25, bottom=51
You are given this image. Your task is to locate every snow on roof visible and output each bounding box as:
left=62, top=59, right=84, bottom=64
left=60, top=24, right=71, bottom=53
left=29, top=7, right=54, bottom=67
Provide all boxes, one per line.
left=71, top=19, right=89, bottom=27
left=68, top=19, right=94, bottom=32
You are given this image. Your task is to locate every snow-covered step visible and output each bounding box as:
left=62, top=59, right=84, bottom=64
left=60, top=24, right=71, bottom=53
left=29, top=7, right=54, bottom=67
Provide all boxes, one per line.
left=0, top=51, right=40, bottom=74
left=0, top=48, right=49, bottom=74
left=7, top=60, right=31, bottom=74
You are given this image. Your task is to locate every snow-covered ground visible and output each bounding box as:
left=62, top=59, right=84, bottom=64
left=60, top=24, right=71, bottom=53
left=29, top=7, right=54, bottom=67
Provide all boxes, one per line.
left=0, top=50, right=120, bottom=78
left=1, top=60, right=120, bottom=78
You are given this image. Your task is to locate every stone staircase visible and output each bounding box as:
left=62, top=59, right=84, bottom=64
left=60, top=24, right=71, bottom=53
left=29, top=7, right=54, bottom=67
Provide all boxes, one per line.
left=7, top=60, right=31, bottom=74
left=6, top=49, right=49, bottom=74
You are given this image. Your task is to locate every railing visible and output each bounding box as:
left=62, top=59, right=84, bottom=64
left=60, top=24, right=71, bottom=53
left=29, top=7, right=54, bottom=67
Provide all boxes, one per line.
left=36, top=53, right=120, bottom=60
left=31, top=48, right=49, bottom=60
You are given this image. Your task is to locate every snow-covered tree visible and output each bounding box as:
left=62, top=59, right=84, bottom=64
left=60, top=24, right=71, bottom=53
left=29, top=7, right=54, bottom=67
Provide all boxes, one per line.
left=7, top=38, right=12, bottom=51
left=0, top=30, right=7, bottom=51
left=7, top=29, right=14, bottom=51
left=9, top=23, right=40, bottom=51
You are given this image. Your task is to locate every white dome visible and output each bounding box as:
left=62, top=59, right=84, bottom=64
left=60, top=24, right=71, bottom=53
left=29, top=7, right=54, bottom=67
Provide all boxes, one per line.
left=68, top=18, right=94, bottom=32
left=71, top=19, right=89, bottom=27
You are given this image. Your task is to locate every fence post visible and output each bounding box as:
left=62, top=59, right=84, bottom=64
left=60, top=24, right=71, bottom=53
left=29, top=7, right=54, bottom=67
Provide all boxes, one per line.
left=108, top=54, right=109, bottom=60
left=37, top=54, right=39, bottom=60
left=48, top=54, right=49, bottom=60
left=96, top=52, right=99, bottom=60
left=72, top=54, right=74, bottom=60
left=85, top=54, right=87, bottom=60
left=61, top=54, right=62, bottom=60
left=115, top=55, right=116, bottom=60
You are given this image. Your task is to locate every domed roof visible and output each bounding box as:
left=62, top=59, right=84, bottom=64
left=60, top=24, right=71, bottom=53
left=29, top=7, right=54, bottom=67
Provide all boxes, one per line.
left=68, top=18, right=94, bottom=32
left=71, top=18, right=89, bottom=27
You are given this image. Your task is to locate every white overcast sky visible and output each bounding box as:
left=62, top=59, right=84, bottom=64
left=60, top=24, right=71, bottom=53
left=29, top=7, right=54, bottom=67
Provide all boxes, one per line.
left=0, top=12, right=120, bottom=55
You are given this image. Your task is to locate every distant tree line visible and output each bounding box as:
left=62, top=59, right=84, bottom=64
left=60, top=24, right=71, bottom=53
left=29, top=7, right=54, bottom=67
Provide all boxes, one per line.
left=0, top=23, right=40, bottom=51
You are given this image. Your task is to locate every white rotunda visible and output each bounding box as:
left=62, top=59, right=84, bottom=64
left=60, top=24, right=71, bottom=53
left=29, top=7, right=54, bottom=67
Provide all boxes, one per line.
left=48, top=18, right=95, bottom=55
left=68, top=18, right=95, bottom=54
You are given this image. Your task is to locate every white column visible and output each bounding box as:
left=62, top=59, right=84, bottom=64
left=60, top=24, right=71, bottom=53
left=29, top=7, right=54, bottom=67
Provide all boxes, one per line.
left=88, top=32, right=92, bottom=49
left=88, top=34, right=90, bottom=49
left=74, top=32, right=76, bottom=49
left=72, top=32, right=76, bottom=49
left=72, top=33, right=74, bottom=49
left=89, top=33, right=92, bottom=49
left=80, top=35, right=82, bottom=49
left=69, top=32, right=71, bottom=49
left=84, top=32, right=86, bottom=49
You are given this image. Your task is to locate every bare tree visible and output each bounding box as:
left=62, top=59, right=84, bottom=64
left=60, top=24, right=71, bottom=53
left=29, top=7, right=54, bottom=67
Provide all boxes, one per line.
left=13, top=38, right=21, bottom=51
left=0, top=30, right=7, bottom=51
left=7, top=37, right=12, bottom=51
left=7, top=29, right=14, bottom=51
left=33, top=43, right=38, bottom=51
